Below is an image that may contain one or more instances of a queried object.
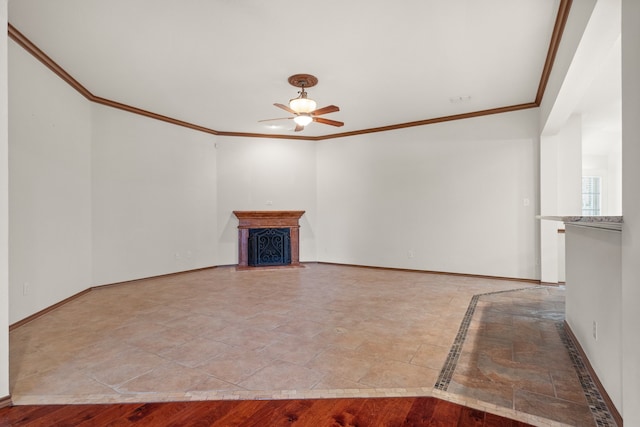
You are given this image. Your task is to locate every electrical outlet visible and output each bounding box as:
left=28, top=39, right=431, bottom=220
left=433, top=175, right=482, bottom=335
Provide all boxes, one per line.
left=408, top=250, right=415, bottom=259
left=23, top=282, right=31, bottom=296
left=593, top=320, right=598, bottom=341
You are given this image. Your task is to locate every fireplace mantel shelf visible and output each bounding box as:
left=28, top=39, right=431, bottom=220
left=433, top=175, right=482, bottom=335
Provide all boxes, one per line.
left=233, top=211, right=305, bottom=270
left=233, top=211, right=305, bottom=228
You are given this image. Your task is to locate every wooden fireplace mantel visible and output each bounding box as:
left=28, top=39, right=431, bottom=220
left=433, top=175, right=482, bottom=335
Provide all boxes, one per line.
left=233, top=210, right=305, bottom=269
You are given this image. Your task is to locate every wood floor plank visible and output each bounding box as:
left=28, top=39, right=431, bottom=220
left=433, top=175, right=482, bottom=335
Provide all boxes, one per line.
left=74, top=403, right=150, bottom=427
left=359, top=397, right=416, bottom=426
left=0, top=405, right=43, bottom=426
left=0, top=397, right=535, bottom=426
left=457, top=406, right=484, bottom=427
left=242, top=398, right=319, bottom=427
left=430, top=398, right=465, bottom=426
left=28, top=404, right=119, bottom=427
left=308, top=397, right=375, bottom=426
left=484, top=411, right=531, bottom=427
left=200, top=400, right=270, bottom=427
left=0, top=405, right=73, bottom=427
left=403, top=396, right=439, bottom=425
left=126, top=402, right=196, bottom=426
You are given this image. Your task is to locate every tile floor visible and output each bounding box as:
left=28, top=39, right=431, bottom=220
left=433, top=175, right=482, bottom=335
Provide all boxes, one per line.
left=9, top=264, right=617, bottom=426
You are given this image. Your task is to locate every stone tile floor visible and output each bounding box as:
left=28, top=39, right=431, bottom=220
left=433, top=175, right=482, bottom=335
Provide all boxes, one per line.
left=9, top=264, right=617, bottom=426
left=436, top=287, right=616, bottom=426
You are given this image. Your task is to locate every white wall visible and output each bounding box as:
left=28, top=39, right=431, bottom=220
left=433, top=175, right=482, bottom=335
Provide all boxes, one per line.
left=565, top=224, right=622, bottom=411
left=317, top=109, right=540, bottom=280
left=539, top=135, right=559, bottom=283
left=621, top=0, right=640, bottom=422
left=540, top=115, right=582, bottom=283
left=8, top=36, right=219, bottom=321
left=607, top=146, right=622, bottom=215
left=91, top=105, right=217, bottom=285
left=1, top=0, right=10, bottom=401
left=215, top=137, right=317, bottom=265
left=556, top=115, right=583, bottom=214
left=8, top=40, right=92, bottom=324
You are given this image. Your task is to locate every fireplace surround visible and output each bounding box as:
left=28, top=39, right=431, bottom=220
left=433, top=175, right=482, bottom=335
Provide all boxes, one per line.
left=233, top=210, right=305, bottom=270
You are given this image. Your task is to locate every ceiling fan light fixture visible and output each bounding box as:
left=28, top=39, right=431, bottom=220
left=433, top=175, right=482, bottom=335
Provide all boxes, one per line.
left=259, top=75, right=343, bottom=131
left=289, top=88, right=317, bottom=113
left=293, top=114, right=313, bottom=127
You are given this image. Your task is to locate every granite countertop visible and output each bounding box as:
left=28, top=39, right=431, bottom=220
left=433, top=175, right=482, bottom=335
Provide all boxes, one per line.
left=537, top=215, right=623, bottom=231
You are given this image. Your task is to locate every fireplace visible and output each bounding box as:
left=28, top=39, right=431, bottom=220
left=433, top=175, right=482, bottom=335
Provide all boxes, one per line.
left=233, top=211, right=305, bottom=270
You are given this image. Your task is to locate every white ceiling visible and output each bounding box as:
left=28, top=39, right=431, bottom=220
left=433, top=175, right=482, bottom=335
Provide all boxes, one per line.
left=8, top=0, right=562, bottom=138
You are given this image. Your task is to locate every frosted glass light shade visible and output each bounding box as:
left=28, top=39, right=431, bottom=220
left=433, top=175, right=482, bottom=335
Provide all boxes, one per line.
left=289, top=97, right=317, bottom=113
left=293, top=114, right=313, bottom=126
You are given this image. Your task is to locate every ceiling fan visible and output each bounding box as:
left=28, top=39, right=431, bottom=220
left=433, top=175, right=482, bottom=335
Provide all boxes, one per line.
left=259, top=74, right=344, bottom=132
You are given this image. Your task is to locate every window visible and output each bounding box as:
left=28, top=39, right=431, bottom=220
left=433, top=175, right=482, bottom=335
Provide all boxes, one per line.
left=582, top=176, right=601, bottom=216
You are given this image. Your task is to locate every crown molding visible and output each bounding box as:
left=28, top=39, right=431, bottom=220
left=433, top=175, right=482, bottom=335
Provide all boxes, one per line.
left=7, top=0, right=571, bottom=141
left=536, top=0, right=573, bottom=104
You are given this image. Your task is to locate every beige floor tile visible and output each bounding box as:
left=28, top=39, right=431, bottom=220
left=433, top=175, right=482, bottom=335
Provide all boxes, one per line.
left=261, top=335, right=328, bottom=366
left=311, top=373, right=367, bottom=390
left=238, top=360, right=324, bottom=390
left=410, top=344, right=450, bottom=371
left=117, top=362, right=221, bottom=393
left=8, top=264, right=605, bottom=426
left=196, top=348, right=275, bottom=384
left=12, top=367, right=114, bottom=397
left=312, top=326, right=372, bottom=350
left=125, top=327, right=195, bottom=354
left=356, top=338, right=420, bottom=363
left=84, top=347, right=167, bottom=387
left=162, top=313, right=230, bottom=336
left=358, top=359, right=439, bottom=389
left=240, top=312, right=291, bottom=330
left=212, top=326, right=288, bottom=351
left=9, top=348, right=61, bottom=383
left=55, top=339, right=136, bottom=371
left=188, top=374, right=244, bottom=393
left=273, top=319, right=328, bottom=338
left=160, top=337, right=234, bottom=368
left=108, top=320, right=169, bottom=342
left=305, top=347, right=376, bottom=384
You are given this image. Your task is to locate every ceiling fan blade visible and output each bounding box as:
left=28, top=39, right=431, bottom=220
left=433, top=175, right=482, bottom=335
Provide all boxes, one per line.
left=313, top=117, right=344, bottom=127
left=274, top=103, right=298, bottom=115
left=311, top=105, right=340, bottom=116
left=258, top=117, right=294, bottom=122
left=294, top=124, right=304, bottom=132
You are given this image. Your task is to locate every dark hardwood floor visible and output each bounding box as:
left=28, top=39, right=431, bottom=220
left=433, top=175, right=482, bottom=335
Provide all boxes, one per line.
left=0, top=397, right=533, bottom=426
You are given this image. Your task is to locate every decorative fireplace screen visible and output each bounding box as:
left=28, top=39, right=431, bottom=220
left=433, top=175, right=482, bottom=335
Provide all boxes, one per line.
left=248, top=228, right=291, bottom=267
left=233, top=210, right=304, bottom=270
